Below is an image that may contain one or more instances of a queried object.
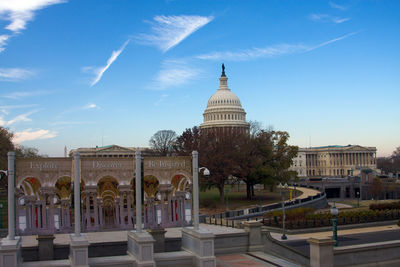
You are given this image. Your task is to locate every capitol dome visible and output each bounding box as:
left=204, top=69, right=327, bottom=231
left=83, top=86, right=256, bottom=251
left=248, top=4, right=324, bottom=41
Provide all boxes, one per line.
left=200, top=65, right=249, bottom=132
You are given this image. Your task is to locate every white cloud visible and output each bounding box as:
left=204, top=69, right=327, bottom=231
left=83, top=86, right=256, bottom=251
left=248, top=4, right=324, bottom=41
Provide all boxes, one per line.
left=88, top=39, right=130, bottom=87
left=6, top=109, right=38, bottom=125
left=83, top=103, right=99, bottom=109
left=0, top=68, right=34, bottom=81
left=137, top=15, right=213, bottom=52
left=196, top=32, right=359, bottom=61
left=1, top=90, right=47, bottom=99
left=0, top=0, right=65, bottom=51
left=329, top=1, right=348, bottom=11
left=196, top=44, right=308, bottom=61
left=0, top=34, right=10, bottom=52
left=150, top=60, right=200, bottom=90
left=309, top=14, right=350, bottom=24
left=13, top=128, right=57, bottom=143
left=0, top=115, right=5, bottom=126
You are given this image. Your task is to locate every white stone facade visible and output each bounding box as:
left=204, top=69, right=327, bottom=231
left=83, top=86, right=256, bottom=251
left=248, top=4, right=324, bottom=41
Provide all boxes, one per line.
left=200, top=65, right=249, bottom=133
left=290, top=145, right=378, bottom=178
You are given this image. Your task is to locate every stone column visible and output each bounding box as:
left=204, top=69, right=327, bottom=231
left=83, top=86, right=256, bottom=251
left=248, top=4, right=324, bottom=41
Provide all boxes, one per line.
left=127, top=150, right=156, bottom=267
left=70, top=152, right=89, bottom=267
left=308, top=238, right=335, bottom=267
left=192, top=151, right=200, bottom=230
left=98, top=200, right=103, bottom=227
left=181, top=151, right=216, bottom=267
left=93, top=193, right=99, bottom=228
left=115, top=198, right=120, bottom=225
left=243, top=221, right=263, bottom=251
left=0, top=151, right=22, bottom=267
left=127, top=193, right=133, bottom=227
left=119, top=192, right=125, bottom=227
left=85, top=191, right=90, bottom=229
left=49, top=192, right=55, bottom=232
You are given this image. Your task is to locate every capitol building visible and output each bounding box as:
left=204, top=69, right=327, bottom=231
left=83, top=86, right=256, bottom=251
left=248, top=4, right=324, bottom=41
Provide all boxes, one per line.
left=200, top=64, right=249, bottom=134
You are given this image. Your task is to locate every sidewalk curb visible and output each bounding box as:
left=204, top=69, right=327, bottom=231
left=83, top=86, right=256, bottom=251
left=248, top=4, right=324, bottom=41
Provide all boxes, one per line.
left=263, top=219, right=399, bottom=235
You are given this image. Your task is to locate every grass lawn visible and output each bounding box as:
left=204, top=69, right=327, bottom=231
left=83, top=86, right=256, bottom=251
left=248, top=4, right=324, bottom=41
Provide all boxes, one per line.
left=329, top=199, right=400, bottom=213
left=199, top=184, right=299, bottom=215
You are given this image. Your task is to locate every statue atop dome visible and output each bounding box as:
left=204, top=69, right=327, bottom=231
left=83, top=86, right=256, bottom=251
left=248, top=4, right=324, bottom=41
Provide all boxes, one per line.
left=221, top=63, right=226, bottom=77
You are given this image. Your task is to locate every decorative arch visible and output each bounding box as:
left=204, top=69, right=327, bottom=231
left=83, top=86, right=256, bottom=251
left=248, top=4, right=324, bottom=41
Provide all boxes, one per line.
left=143, top=175, right=159, bottom=198
left=55, top=176, right=71, bottom=200
left=19, top=177, right=41, bottom=199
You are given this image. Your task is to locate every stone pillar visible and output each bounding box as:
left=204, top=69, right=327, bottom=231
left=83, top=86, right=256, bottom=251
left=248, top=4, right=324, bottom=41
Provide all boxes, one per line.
left=243, top=221, right=263, bottom=251
left=127, top=150, right=156, bottom=266
left=147, top=228, right=166, bottom=253
left=85, top=192, right=90, bottom=229
left=192, top=151, right=200, bottom=230
left=93, top=193, right=99, bottom=228
left=115, top=198, right=120, bottom=225
left=70, top=152, right=89, bottom=267
left=308, top=238, right=335, bottom=267
left=340, top=186, right=346, bottom=199
left=182, top=228, right=216, bottom=267
left=0, top=151, right=22, bottom=267
left=49, top=193, right=55, bottom=232
left=127, top=193, right=133, bottom=227
left=98, top=200, right=103, bottom=228
left=37, top=235, right=55, bottom=260
left=180, top=151, right=216, bottom=267
left=119, top=192, right=125, bottom=227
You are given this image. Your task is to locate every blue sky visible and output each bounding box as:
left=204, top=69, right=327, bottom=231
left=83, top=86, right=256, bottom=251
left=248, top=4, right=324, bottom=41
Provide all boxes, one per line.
left=0, top=0, right=399, bottom=157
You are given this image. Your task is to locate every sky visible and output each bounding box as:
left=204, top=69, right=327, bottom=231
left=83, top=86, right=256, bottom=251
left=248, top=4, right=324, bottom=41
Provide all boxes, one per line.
left=0, top=0, right=399, bottom=157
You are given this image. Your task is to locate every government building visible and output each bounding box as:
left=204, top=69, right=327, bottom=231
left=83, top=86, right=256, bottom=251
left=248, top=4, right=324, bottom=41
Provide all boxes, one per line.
left=200, top=64, right=249, bottom=134
left=290, top=145, right=378, bottom=177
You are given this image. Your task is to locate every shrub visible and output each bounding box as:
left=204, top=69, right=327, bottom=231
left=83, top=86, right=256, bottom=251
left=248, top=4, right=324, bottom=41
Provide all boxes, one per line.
left=200, top=199, right=216, bottom=209
left=370, top=201, right=400, bottom=211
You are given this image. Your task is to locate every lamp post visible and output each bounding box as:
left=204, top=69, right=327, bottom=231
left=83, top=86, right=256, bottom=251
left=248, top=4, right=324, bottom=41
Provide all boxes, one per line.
left=330, top=203, right=339, bottom=247
left=357, top=191, right=360, bottom=208
left=192, top=151, right=210, bottom=230
left=278, top=182, right=288, bottom=240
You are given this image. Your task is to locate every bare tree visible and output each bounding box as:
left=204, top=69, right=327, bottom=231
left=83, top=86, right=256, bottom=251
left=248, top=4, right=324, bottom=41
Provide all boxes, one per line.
left=149, top=130, right=177, bottom=156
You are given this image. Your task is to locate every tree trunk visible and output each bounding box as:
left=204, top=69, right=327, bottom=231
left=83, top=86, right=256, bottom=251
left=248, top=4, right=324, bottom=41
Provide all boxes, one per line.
left=218, top=186, right=225, bottom=204
left=246, top=183, right=252, bottom=200
left=251, top=185, right=255, bottom=197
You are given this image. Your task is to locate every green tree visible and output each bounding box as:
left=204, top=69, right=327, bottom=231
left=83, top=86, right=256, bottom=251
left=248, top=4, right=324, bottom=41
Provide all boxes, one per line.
left=0, top=127, right=15, bottom=171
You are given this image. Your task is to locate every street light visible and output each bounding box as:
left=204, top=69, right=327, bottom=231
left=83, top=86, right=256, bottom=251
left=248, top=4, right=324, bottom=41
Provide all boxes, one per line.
left=357, top=191, right=360, bottom=208
left=278, top=182, right=288, bottom=240
left=330, top=202, right=339, bottom=247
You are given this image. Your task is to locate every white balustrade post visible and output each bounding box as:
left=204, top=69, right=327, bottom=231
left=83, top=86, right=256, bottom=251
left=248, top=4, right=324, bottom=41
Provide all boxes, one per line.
left=192, top=151, right=199, bottom=230
left=135, top=151, right=142, bottom=232
left=7, top=151, right=15, bottom=240
left=74, top=152, right=81, bottom=236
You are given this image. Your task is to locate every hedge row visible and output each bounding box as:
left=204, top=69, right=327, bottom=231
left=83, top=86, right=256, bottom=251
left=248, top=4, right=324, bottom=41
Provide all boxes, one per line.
left=263, top=209, right=400, bottom=229
left=369, top=201, right=400, bottom=211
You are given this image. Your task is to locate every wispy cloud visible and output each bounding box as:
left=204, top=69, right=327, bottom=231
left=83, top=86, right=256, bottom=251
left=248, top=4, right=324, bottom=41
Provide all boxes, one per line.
left=0, top=68, right=35, bottom=81
left=309, top=14, right=350, bottom=24
left=51, top=121, right=94, bottom=126
left=196, top=32, right=359, bottom=61
left=137, top=15, right=214, bottom=52
left=0, top=104, right=38, bottom=110
left=1, top=90, right=48, bottom=99
left=6, top=109, right=39, bottom=125
left=329, top=1, right=348, bottom=11
left=154, top=94, right=169, bottom=106
left=83, top=103, right=99, bottom=109
left=0, top=0, right=66, bottom=51
left=13, top=128, right=57, bottom=143
left=0, top=115, right=5, bottom=126
left=84, top=39, right=130, bottom=87
left=150, top=60, right=201, bottom=90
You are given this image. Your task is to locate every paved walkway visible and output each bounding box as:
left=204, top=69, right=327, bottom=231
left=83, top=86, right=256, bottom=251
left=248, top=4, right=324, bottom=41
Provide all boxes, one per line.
left=270, top=224, right=400, bottom=241
left=19, top=223, right=245, bottom=247
left=216, top=252, right=300, bottom=267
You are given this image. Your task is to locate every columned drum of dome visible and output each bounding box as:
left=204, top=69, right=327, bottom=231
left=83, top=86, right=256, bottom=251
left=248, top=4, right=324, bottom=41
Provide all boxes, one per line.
left=200, top=64, right=249, bottom=133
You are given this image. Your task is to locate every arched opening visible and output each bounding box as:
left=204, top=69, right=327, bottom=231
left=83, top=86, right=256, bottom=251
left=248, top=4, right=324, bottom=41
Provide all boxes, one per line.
left=97, top=176, right=119, bottom=228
